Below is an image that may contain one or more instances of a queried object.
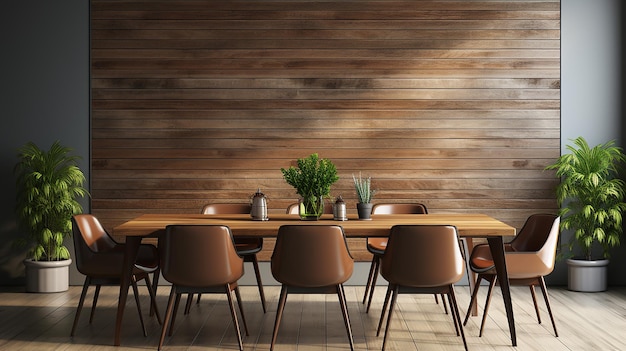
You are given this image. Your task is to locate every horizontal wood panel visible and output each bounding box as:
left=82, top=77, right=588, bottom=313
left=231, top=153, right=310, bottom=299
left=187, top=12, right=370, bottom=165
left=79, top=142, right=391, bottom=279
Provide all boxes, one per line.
left=91, top=0, right=561, bottom=261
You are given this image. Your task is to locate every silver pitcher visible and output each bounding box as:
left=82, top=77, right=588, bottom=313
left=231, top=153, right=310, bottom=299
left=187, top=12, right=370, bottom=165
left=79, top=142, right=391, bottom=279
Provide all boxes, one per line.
left=250, top=188, right=268, bottom=221
left=333, top=195, right=347, bottom=221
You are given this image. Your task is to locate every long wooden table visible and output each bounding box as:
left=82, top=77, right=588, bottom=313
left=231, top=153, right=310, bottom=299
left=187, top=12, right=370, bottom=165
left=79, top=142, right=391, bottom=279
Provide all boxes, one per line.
left=113, top=213, right=517, bottom=346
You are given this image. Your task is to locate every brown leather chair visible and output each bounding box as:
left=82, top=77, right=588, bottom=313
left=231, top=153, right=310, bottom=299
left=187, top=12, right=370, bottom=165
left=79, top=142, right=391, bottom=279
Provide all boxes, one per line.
left=463, top=214, right=560, bottom=337
left=376, top=225, right=468, bottom=351
left=70, top=214, right=161, bottom=337
left=362, top=203, right=431, bottom=312
left=158, top=225, right=248, bottom=351
left=285, top=201, right=333, bottom=215
left=194, top=203, right=266, bottom=313
left=270, top=225, right=355, bottom=351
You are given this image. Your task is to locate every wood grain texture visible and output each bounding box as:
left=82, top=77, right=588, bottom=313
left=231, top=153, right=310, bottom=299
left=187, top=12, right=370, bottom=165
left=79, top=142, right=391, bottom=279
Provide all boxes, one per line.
left=2, top=285, right=625, bottom=350
left=90, top=0, right=561, bottom=258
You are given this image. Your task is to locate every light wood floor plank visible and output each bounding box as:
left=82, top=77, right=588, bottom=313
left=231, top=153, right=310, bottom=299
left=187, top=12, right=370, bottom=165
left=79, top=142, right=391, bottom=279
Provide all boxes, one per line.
left=0, top=285, right=625, bottom=350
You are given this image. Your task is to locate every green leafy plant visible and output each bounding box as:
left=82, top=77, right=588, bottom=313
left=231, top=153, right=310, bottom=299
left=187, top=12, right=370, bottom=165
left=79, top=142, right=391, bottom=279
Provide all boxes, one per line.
left=545, top=136, right=626, bottom=260
left=14, top=141, right=89, bottom=261
left=281, top=153, right=339, bottom=217
left=353, top=172, right=375, bottom=203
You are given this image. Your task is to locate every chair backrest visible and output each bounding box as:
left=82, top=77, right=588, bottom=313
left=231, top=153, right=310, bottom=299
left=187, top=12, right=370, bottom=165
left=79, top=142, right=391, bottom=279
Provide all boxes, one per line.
left=201, top=203, right=251, bottom=215
left=372, top=203, right=428, bottom=215
left=507, top=214, right=560, bottom=276
left=285, top=202, right=334, bottom=215
left=510, top=214, right=560, bottom=252
left=271, top=225, right=353, bottom=287
left=160, top=225, right=244, bottom=287
left=381, top=225, right=465, bottom=287
left=72, top=214, right=122, bottom=276
left=72, top=214, right=117, bottom=252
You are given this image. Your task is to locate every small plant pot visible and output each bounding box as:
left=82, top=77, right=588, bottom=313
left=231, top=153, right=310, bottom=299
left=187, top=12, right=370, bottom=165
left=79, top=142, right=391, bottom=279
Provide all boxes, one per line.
left=356, top=203, right=373, bottom=220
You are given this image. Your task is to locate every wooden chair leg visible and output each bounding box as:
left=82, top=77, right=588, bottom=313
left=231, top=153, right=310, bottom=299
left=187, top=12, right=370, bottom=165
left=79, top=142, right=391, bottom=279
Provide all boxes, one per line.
left=337, top=284, right=355, bottom=351
left=184, top=293, right=193, bottom=314
left=434, top=292, right=449, bottom=315
left=226, top=284, right=245, bottom=351
left=479, top=275, right=497, bottom=337
left=149, top=268, right=160, bottom=317
left=538, top=277, right=559, bottom=337
left=131, top=277, right=148, bottom=337
left=376, top=285, right=394, bottom=336
left=463, top=274, right=483, bottom=326
left=529, top=284, right=542, bottom=324
left=233, top=285, right=249, bottom=336
left=270, top=285, right=289, bottom=351
left=448, top=294, right=460, bottom=335
left=158, top=288, right=177, bottom=351
left=363, top=254, right=378, bottom=304
left=250, top=255, right=267, bottom=313
left=366, top=255, right=380, bottom=313
left=71, top=278, right=91, bottom=336
left=449, top=286, right=469, bottom=351
left=89, top=284, right=101, bottom=323
left=380, top=286, right=400, bottom=351
left=169, top=293, right=182, bottom=336
left=144, top=273, right=162, bottom=325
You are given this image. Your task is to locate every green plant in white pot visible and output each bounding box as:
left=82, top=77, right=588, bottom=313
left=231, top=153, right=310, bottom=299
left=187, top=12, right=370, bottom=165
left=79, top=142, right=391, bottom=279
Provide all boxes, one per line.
left=281, top=153, right=338, bottom=220
left=14, top=141, right=89, bottom=292
left=545, top=136, right=626, bottom=291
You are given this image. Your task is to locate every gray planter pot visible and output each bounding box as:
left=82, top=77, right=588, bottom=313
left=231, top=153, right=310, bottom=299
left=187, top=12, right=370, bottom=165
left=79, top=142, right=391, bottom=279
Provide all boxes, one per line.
left=356, top=203, right=373, bottom=220
left=566, top=258, right=609, bottom=292
left=24, top=258, right=72, bottom=293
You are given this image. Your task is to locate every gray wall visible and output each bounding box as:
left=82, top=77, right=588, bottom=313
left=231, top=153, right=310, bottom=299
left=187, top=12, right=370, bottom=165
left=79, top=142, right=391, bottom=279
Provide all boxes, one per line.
left=0, top=0, right=624, bottom=287
left=557, top=0, right=625, bottom=285
left=1, top=1, right=90, bottom=285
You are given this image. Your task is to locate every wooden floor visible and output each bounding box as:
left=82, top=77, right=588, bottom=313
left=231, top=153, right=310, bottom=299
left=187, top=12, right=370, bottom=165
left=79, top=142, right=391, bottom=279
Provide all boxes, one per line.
left=1, top=284, right=625, bottom=351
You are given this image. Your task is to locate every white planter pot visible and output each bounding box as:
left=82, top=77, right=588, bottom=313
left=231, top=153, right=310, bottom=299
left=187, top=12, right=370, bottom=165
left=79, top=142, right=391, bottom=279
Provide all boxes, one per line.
left=23, top=258, right=72, bottom=293
left=566, top=258, right=609, bottom=292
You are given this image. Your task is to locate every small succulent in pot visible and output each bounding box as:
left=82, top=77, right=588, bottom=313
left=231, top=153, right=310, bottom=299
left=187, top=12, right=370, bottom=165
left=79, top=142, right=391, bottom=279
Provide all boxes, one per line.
left=353, top=172, right=375, bottom=220
left=353, top=172, right=375, bottom=203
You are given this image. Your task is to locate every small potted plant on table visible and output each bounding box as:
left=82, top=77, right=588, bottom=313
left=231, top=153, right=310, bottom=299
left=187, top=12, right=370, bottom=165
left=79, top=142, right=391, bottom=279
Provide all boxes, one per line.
left=281, top=153, right=339, bottom=220
left=353, top=172, right=375, bottom=220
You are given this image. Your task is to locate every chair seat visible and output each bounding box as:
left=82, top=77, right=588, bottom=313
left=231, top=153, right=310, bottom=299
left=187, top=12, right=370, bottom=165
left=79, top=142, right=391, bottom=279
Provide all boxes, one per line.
left=470, top=242, right=554, bottom=279
left=234, top=237, right=263, bottom=255
left=367, top=238, right=386, bottom=255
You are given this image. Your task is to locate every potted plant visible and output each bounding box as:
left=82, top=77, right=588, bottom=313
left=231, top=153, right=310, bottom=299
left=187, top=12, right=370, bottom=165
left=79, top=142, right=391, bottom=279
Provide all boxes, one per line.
left=545, top=136, right=626, bottom=292
left=281, top=153, right=339, bottom=220
left=353, top=172, right=375, bottom=220
left=14, top=141, right=89, bottom=292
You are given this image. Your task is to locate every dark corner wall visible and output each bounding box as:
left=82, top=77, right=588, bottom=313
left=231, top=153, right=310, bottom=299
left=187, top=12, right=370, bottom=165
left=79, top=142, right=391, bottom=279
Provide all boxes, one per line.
left=0, top=1, right=89, bottom=285
left=622, top=0, right=626, bottom=144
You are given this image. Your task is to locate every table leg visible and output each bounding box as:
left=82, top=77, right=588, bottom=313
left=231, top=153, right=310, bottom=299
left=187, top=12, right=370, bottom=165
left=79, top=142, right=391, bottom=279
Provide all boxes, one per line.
left=115, top=236, right=142, bottom=346
left=464, top=238, right=478, bottom=316
left=487, top=236, right=517, bottom=347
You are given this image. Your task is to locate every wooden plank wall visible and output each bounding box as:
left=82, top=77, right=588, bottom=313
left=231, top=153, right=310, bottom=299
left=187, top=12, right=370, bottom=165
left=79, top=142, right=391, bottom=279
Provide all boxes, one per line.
left=90, top=0, right=561, bottom=260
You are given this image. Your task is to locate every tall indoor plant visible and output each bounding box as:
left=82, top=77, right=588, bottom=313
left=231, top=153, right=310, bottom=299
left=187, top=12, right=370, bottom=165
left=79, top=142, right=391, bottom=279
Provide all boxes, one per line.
left=14, top=141, right=88, bottom=292
left=545, top=136, right=626, bottom=291
left=281, top=153, right=338, bottom=220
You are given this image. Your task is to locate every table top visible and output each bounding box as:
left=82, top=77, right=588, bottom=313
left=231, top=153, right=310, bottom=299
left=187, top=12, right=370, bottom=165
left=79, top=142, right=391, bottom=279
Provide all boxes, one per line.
left=113, top=213, right=516, bottom=238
